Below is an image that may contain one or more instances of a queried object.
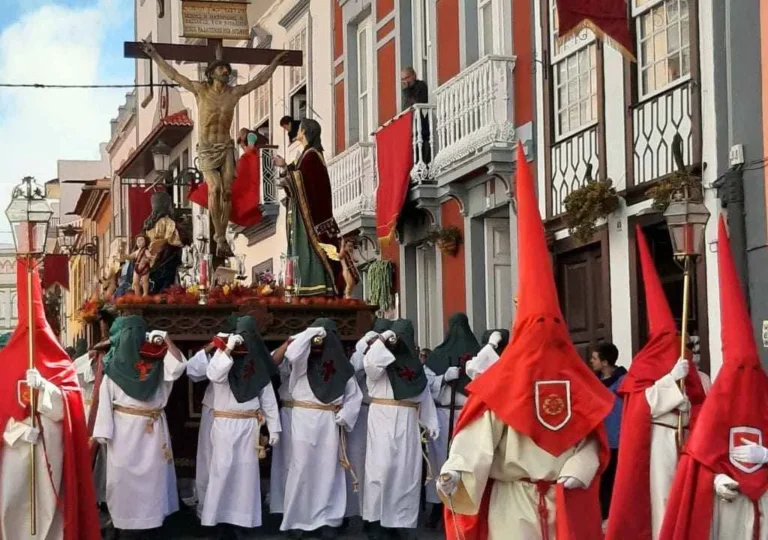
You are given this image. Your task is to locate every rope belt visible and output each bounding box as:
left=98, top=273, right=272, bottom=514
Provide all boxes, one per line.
left=113, top=405, right=172, bottom=463
left=437, top=404, right=463, bottom=410
left=370, top=399, right=432, bottom=481
left=212, top=409, right=267, bottom=458
left=287, top=400, right=359, bottom=492
left=521, top=478, right=556, bottom=540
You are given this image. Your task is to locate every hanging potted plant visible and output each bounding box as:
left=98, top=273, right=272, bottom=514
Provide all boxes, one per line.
left=563, top=170, right=620, bottom=243
left=428, top=225, right=463, bottom=256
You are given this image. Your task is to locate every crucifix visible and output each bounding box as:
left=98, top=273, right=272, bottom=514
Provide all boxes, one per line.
left=124, top=30, right=302, bottom=258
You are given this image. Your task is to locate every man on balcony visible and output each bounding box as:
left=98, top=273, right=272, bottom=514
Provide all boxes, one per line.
left=401, top=67, right=431, bottom=165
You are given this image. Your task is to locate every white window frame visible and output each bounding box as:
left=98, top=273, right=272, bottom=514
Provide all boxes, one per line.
left=478, top=0, right=495, bottom=57
left=253, top=75, right=271, bottom=127
left=549, top=1, right=598, bottom=140
left=633, top=0, right=692, bottom=100
left=357, top=19, right=374, bottom=143
left=288, top=24, right=308, bottom=94
left=412, top=0, right=436, bottom=93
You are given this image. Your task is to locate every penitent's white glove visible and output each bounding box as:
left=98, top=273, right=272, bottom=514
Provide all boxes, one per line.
left=269, top=433, right=280, bottom=446
left=438, top=471, right=460, bottom=497
left=714, top=474, right=740, bottom=500
left=227, top=334, right=243, bottom=350
left=21, top=426, right=40, bottom=445
left=557, top=476, right=586, bottom=489
left=334, top=413, right=347, bottom=428
left=731, top=439, right=768, bottom=465
left=26, top=369, right=45, bottom=390
left=444, top=366, right=461, bottom=382
left=669, top=358, right=690, bottom=381
left=428, top=427, right=439, bottom=440
left=488, top=331, right=503, bottom=348
left=380, top=330, right=396, bottom=342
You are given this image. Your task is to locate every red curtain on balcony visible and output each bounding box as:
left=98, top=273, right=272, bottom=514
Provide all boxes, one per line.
left=188, top=148, right=263, bottom=227
left=375, top=110, right=414, bottom=244
left=128, top=186, right=154, bottom=240
left=556, top=0, right=633, bottom=60
left=42, top=254, right=69, bottom=291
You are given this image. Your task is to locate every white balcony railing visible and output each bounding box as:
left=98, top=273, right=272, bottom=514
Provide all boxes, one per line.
left=259, top=146, right=279, bottom=205
left=431, top=55, right=517, bottom=176
left=410, top=104, right=436, bottom=184
left=328, top=142, right=377, bottom=226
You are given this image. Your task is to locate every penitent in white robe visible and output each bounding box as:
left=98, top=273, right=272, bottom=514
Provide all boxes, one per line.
left=441, top=410, right=600, bottom=540
left=269, top=356, right=292, bottom=515
left=1, top=382, right=64, bottom=540
left=709, top=491, right=768, bottom=539
left=363, top=340, right=439, bottom=529
left=92, top=351, right=186, bottom=530
left=345, top=336, right=372, bottom=518
left=645, top=374, right=691, bottom=540
left=424, top=366, right=466, bottom=505
left=201, top=349, right=281, bottom=527
left=185, top=349, right=214, bottom=516
left=280, top=328, right=363, bottom=532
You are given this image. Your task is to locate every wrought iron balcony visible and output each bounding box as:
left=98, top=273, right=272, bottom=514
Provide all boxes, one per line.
left=259, top=146, right=280, bottom=217
left=328, top=142, right=377, bottom=236
left=410, top=104, right=437, bottom=184
left=431, top=55, right=517, bottom=182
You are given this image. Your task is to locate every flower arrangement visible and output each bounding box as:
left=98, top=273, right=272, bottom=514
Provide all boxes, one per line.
left=76, top=298, right=105, bottom=323
left=563, top=178, right=621, bottom=243
left=428, top=225, right=463, bottom=256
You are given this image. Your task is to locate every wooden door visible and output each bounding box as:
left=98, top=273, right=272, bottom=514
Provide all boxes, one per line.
left=555, top=242, right=610, bottom=360
left=485, top=218, right=514, bottom=330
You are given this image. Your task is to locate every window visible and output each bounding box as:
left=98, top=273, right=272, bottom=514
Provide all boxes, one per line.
left=111, top=176, right=122, bottom=238
left=288, top=26, right=308, bottom=92
left=141, top=33, right=154, bottom=106
left=412, top=0, right=434, bottom=90
left=635, top=0, right=691, bottom=96
left=357, top=21, right=374, bottom=142
left=479, top=0, right=494, bottom=57
left=550, top=2, right=598, bottom=139
left=254, top=78, right=270, bottom=126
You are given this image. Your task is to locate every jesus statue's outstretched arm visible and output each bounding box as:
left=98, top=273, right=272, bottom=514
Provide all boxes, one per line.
left=141, top=40, right=201, bottom=95
left=233, top=51, right=290, bottom=98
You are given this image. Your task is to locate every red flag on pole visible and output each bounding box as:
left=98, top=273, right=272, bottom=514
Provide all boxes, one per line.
left=556, top=0, right=634, bottom=61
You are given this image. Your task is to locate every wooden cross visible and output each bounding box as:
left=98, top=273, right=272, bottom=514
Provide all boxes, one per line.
left=125, top=40, right=302, bottom=67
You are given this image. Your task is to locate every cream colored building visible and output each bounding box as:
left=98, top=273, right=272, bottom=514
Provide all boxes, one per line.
left=0, top=244, right=18, bottom=334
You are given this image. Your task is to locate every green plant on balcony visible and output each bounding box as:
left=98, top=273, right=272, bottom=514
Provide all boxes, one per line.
left=563, top=166, right=620, bottom=243
left=645, top=134, right=703, bottom=212
left=427, top=225, right=463, bottom=256
left=366, top=260, right=396, bottom=312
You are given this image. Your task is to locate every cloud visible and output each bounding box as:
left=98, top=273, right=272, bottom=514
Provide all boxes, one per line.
left=0, top=0, right=131, bottom=242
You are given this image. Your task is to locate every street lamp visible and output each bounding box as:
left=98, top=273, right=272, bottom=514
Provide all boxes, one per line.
left=663, top=182, right=710, bottom=450
left=5, top=176, right=53, bottom=536
left=151, top=139, right=171, bottom=174
left=57, top=224, right=99, bottom=259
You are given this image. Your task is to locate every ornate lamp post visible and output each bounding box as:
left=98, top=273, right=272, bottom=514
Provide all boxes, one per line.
left=5, top=176, right=54, bottom=535
left=663, top=183, right=710, bottom=449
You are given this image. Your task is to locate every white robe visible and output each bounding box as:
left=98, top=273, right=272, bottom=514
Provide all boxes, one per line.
left=710, top=491, right=768, bottom=539
left=363, top=340, right=439, bottom=528
left=269, top=356, right=293, bottom=515
left=280, top=328, right=363, bottom=532
left=185, top=349, right=214, bottom=516
left=345, top=337, right=371, bottom=518
left=200, top=349, right=281, bottom=527
left=645, top=373, right=690, bottom=540
left=92, top=351, right=186, bottom=530
left=440, top=410, right=600, bottom=540
left=1, top=382, right=64, bottom=540
left=424, top=366, right=467, bottom=505
left=74, top=352, right=107, bottom=505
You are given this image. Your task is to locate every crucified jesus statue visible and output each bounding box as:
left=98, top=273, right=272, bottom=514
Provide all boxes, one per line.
left=141, top=40, right=289, bottom=257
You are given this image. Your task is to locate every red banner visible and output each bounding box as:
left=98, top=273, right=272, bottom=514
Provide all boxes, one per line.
left=556, top=0, right=633, bottom=60
left=128, top=186, right=154, bottom=240
left=42, top=254, right=69, bottom=290
left=375, top=111, right=414, bottom=243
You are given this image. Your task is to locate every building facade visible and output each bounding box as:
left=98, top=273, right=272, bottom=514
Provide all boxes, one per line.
left=0, top=245, right=18, bottom=334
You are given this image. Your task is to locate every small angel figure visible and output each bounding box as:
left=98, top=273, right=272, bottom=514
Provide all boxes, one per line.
left=128, top=235, right=153, bottom=296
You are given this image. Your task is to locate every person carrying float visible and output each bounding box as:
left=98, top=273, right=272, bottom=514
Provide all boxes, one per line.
left=363, top=318, right=439, bottom=539
left=200, top=315, right=281, bottom=532
left=605, top=226, right=706, bottom=540
left=437, top=144, right=614, bottom=540
left=92, top=315, right=187, bottom=533
left=0, top=259, right=100, bottom=540
left=659, top=217, right=768, bottom=540
left=280, top=318, right=362, bottom=539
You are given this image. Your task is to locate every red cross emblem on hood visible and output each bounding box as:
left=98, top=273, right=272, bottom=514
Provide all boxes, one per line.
left=322, top=359, right=336, bottom=383
left=134, top=360, right=154, bottom=382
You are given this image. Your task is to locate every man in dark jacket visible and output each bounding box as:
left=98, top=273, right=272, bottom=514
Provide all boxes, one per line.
left=590, top=342, right=627, bottom=521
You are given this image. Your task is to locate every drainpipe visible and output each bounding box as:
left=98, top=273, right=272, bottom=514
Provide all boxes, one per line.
left=714, top=168, right=749, bottom=301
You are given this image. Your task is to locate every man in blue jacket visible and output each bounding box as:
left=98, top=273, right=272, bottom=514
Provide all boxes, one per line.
left=590, top=342, right=627, bottom=520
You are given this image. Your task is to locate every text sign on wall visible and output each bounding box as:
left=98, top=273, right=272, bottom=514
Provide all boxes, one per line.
left=181, top=1, right=250, bottom=41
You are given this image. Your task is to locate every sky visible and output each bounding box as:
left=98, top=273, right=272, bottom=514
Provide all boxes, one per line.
left=0, top=0, right=134, bottom=244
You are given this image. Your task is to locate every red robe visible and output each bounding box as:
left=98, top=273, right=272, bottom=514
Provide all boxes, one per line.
left=189, top=146, right=263, bottom=227
left=0, top=259, right=100, bottom=540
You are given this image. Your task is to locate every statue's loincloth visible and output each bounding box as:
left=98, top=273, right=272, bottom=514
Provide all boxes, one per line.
left=197, top=140, right=234, bottom=172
